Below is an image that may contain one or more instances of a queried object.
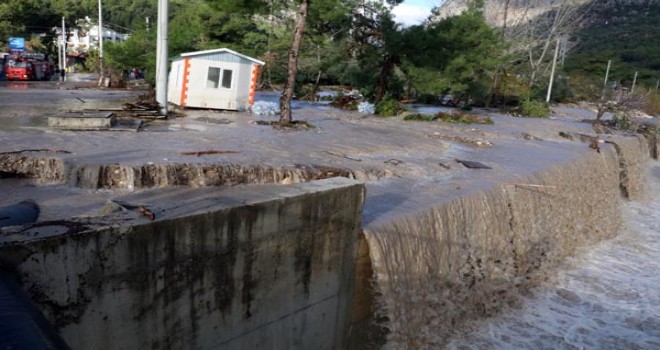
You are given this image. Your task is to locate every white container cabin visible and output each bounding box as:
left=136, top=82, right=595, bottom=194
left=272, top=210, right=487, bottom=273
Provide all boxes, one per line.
left=168, top=48, right=264, bottom=111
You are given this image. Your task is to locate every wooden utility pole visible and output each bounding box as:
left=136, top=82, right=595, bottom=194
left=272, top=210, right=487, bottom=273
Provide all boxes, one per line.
left=546, top=38, right=560, bottom=103
left=631, top=71, right=638, bottom=93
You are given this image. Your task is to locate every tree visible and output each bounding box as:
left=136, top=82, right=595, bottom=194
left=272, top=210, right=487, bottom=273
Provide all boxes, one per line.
left=502, top=0, right=590, bottom=87
left=405, top=5, right=503, bottom=105
left=349, top=1, right=405, bottom=102
left=279, top=0, right=309, bottom=124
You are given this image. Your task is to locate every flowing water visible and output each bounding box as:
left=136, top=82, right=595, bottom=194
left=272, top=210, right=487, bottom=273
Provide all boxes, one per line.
left=447, top=164, right=660, bottom=349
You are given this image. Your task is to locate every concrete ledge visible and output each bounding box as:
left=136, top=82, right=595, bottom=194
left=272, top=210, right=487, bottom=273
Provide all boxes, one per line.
left=0, top=178, right=365, bottom=350
left=48, top=112, right=116, bottom=129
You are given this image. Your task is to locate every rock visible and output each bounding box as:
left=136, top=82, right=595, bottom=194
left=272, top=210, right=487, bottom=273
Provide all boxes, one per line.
left=0, top=200, right=41, bottom=227
left=455, top=159, right=492, bottom=169
left=97, top=201, right=125, bottom=216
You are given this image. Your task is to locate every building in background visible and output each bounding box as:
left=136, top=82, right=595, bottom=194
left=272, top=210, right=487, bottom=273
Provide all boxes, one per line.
left=55, top=17, right=130, bottom=71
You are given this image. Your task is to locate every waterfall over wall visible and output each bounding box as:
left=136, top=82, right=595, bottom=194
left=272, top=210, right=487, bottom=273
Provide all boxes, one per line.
left=362, top=136, right=649, bottom=348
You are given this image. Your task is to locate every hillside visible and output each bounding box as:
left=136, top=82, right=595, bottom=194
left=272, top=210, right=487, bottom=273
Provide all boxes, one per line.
left=565, top=0, right=660, bottom=87
left=433, top=0, right=660, bottom=87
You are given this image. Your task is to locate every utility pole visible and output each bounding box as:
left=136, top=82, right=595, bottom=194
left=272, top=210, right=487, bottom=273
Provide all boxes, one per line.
left=58, top=33, right=62, bottom=72
left=156, top=0, right=169, bottom=116
left=603, top=60, right=611, bottom=88
left=559, top=35, right=567, bottom=66
left=546, top=38, right=560, bottom=103
left=61, top=17, right=66, bottom=74
left=631, top=71, right=638, bottom=94
left=98, top=0, right=104, bottom=85
left=146, top=17, right=150, bottom=32
left=655, top=79, right=659, bottom=94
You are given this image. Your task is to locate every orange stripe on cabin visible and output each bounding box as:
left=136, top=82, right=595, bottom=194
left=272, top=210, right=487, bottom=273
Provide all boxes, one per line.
left=249, top=64, right=259, bottom=106
left=180, top=58, right=191, bottom=106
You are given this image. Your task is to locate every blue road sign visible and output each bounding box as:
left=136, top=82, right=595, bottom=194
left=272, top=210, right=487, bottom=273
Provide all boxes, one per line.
left=8, top=37, right=25, bottom=51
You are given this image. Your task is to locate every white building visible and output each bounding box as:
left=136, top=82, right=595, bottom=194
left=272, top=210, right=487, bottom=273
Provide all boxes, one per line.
left=168, top=48, right=264, bottom=111
left=62, top=17, right=130, bottom=56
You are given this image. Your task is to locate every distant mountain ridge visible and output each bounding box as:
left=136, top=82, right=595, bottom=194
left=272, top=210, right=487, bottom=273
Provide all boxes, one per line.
left=432, top=0, right=654, bottom=26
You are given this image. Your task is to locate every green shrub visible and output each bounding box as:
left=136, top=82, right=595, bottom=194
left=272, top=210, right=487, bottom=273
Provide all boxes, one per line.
left=520, top=100, right=550, bottom=118
left=330, top=95, right=360, bottom=110
left=645, top=92, right=660, bottom=116
left=375, top=97, right=402, bottom=117
left=435, top=111, right=494, bottom=124
left=403, top=113, right=437, bottom=121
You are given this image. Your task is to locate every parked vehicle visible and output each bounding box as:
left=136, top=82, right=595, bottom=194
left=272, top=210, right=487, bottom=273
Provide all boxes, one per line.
left=4, top=53, right=53, bottom=81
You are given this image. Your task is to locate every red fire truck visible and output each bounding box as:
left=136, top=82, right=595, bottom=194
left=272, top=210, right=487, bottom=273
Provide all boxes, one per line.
left=4, top=53, right=53, bottom=81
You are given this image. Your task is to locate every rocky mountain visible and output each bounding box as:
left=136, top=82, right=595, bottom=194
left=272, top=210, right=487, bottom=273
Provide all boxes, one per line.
left=432, top=0, right=653, bottom=27
left=432, top=0, right=569, bottom=25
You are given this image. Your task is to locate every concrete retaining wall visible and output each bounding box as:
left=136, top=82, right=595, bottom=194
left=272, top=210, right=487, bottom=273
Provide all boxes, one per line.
left=359, top=136, right=650, bottom=349
left=0, top=178, right=365, bottom=350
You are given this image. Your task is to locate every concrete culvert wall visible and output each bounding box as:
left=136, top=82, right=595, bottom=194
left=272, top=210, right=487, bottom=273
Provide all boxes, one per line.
left=358, top=136, right=649, bottom=349
left=0, top=178, right=365, bottom=350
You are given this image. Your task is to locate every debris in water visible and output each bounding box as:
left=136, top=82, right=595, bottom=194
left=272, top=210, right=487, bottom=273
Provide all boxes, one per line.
left=124, top=102, right=153, bottom=111
left=455, top=159, right=492, bottom=169
left=179, top=150, right=241, bottom=156
left=358, top=102, right=375, bottom=114
left=97, top=201, right=125, bottom=216
left=522, top=133, right=543, bottom=141
left=0, top=149, right=71, bottom=155
left=324, top=151, right=362, bottom=162
left=0, top=200, right=40, bottom=228
left=111, top=200, right=156, bottom=221
left=439, top=162, right=451, bottom=170
left=254, top=120, right=316, bottom=130
left=251, top=101, right=279, bottom=116
left=589, top=139, right=601, bottom=153
left=512, top=183, right=557, bottom=189
left=138, top=207, right=156, bottom=221
left=559, top=131, right=574, bottom=140
left=428, top=133, right=493, bottom=148
left=77, top=98, right=86, bottom=103
left=384, top=159, right=403, bottom=166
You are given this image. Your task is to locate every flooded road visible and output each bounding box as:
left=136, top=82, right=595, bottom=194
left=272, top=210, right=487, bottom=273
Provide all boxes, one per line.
left=447, top=163, right=660, bottom=350
left=0, top=73, right=141, bottom=130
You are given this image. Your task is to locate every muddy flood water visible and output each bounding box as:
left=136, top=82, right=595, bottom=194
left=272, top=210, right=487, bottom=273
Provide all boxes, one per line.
left=1, top=79, right=659, bottom=349
left=446, top=164, right=660, bottom=350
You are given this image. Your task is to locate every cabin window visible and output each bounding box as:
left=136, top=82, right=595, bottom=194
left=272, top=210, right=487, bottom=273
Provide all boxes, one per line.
left=206, top=67, right=233, bottom=89
left=221, top=69, right=233, bottom=89
left=207, top=67, right=221, bottom=88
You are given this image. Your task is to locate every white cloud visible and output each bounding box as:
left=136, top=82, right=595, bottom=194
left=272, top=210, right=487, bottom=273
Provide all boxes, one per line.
left=392, top=3, right=432, bottom=27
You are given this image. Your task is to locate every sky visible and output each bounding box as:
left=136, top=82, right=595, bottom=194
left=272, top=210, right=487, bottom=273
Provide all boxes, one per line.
left=392, top=0, right=443, bottom=26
